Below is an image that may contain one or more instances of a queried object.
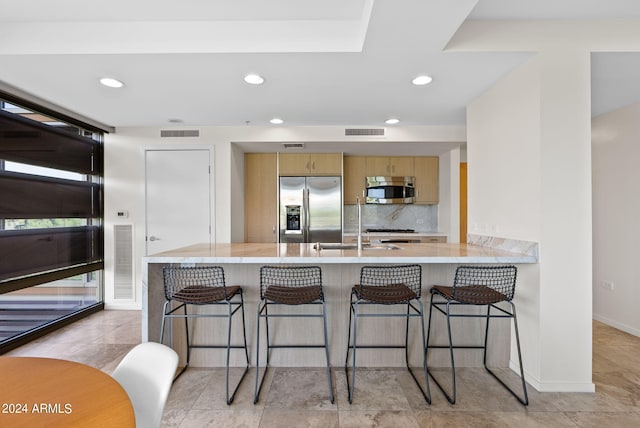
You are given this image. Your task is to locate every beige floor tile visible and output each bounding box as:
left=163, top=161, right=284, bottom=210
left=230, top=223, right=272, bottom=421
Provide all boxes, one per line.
left=261, top=409, right=339, bottom=428
left=164, top=368, right=213, bottom=411
left=175, top=409, right=263, bottom=428
left=160, top=408, right=189, bottom=428
left=263, top=368, right=336, bottom=410
left=428, top=411, right=579, bottom=428
left=192, top=367, right=261, bottom=410
left=565, top=411, right=640, bottom=427
left=337, top=368, right=413, bottom=411
left=4, top=312, right=640, bottom=427
left=339, top=410, right=421, bottom=428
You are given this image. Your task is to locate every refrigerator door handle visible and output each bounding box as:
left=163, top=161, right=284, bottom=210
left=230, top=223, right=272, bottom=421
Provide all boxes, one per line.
left=303, top=188, right=309, bottom=242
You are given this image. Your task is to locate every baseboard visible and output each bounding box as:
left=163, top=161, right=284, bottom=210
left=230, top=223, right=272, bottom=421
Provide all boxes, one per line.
left=592, top=314, right=640, bottom=337
left=104, top=302, right=142, bottom=310
left=509, top=361, right=595, bottom=393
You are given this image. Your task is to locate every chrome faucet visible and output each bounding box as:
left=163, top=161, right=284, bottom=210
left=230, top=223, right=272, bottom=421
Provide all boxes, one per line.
left=356, top=196, right=363, bottom=251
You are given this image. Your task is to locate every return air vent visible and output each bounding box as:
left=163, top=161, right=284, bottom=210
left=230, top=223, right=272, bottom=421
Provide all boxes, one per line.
left=160, top=129, right=200, bottom=138
left=114, top=224, right=134, bottom=300
left=282, top=143, right=305, bottom=150
left=345, top=128, right=385, bottom=136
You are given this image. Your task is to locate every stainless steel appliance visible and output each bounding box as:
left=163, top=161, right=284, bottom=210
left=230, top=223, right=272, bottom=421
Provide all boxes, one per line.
left=279, top=176, right=342, bottom=243
left=365, top=176, right=415, bottom=204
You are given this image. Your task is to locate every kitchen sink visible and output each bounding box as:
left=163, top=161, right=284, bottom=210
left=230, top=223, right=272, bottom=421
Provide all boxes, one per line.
left=313, top=242, right=402, bottom=251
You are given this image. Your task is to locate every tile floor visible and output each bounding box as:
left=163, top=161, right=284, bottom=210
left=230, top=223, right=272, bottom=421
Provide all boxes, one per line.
left=5, top=310, right=640, bottom=427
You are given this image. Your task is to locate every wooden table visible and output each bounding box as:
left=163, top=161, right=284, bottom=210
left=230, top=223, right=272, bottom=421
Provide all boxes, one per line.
left=0, top=357, right=135, bottom=428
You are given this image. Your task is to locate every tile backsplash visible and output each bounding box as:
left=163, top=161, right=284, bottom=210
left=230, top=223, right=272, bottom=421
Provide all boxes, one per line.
left=344, top=204, right=438, bottom=232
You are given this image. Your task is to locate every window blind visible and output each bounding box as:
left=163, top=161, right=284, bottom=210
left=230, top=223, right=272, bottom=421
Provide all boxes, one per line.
left=0, top=107, right=104, bottom=290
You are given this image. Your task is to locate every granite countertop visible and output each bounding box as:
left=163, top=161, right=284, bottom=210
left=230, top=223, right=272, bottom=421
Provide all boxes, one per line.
left=144, top=242, right=537, bottom=264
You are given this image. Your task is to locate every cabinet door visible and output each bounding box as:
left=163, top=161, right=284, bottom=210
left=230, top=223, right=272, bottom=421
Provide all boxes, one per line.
left=414, top=156, right=439, bottom=204
left=389, top=157, right=414, bottom=176
left=366, top=157, right=391, bottom=176
left=309, top=153, right=342, bottom=175
left=422, top=236, right=447, bottom=243
left=278, top=153, right=310, bottom=176
left=245, top=153, right=277, bottom=242
left=343, top=156, right=367, bottom=204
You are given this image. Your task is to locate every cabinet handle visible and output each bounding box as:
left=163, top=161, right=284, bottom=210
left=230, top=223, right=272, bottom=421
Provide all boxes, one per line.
left=306, top=161, right=310, bottom=170
left=312, top=161, right=315, bottom=170
left=391, top=164, right=395, bottom=173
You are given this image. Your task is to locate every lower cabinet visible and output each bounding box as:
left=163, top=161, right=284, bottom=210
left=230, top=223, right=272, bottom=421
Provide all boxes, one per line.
left=421, top=236, right=447, bottom=243
left=344, top=235, right=447, bottom=243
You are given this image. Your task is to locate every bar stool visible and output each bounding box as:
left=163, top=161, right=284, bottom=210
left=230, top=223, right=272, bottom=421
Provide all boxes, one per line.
left=253, top=265, right=334, bottom=404
left=345, top=264, right=431, bottom=404
left=160, top=265, right=249, bottom=405
left=425, top=265, right=528, bottom=405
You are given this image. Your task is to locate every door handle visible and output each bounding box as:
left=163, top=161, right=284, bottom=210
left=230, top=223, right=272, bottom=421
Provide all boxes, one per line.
left=148, top=236, right=160, bottom=241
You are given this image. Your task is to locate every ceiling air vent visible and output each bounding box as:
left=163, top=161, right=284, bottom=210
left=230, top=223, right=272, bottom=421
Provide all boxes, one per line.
left=282, top=143, right=305, bottom=150
left=345, top=128, right=385, bottom=136
left=160, top=129, right=200, bottom=138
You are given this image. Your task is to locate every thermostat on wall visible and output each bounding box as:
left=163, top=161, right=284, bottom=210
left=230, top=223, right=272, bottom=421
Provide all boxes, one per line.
left=116, top=210, right=129, bottom=218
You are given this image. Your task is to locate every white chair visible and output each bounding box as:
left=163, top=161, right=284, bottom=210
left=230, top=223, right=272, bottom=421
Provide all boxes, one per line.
left=112, top=342, right=179, bottom=428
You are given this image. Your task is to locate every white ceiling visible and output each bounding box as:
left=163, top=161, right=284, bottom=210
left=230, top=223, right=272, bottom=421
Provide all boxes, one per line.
left=1, top=0, right=640, bottom=131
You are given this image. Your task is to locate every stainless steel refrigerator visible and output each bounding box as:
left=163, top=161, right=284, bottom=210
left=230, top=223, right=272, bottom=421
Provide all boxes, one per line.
left=279, top=176, right=342, bottom=243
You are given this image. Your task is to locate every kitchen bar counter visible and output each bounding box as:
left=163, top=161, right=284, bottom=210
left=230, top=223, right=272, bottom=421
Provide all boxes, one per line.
left=143, top=242, right=536, bottom=264
left=142, top=242, right=537, bottom=369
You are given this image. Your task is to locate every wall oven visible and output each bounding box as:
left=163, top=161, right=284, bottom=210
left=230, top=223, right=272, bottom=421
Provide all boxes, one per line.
left=365, top=176, right=415, bottom=204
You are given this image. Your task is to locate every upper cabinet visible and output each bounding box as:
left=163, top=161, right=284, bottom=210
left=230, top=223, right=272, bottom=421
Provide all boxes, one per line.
left=245, top=153, right=278, bottom=243
left=414, top=156, right=439, bottom=204
left=344, top=155, right=439, bottom=205
left=365, top=156, right=414, bottom=177
left=343, top=156, right=367, bottom=204
left=278, top=153, right=342, bottom=176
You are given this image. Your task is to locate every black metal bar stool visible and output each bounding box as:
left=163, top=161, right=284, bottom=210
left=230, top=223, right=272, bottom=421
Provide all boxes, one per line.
left=160, top=265, right=249, bottom=405
left=425, top=265, right=528, bottom=405
left=344, top=264, right=431, bottom=404
left=253, top=265, right=334, bottom=404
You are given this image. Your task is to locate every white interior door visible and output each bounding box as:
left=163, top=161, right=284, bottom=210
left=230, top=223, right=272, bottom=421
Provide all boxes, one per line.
left=145, top=149, right=212, bottom=255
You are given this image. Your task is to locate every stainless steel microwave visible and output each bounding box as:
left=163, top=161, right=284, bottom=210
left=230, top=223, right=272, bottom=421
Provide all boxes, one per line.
left=365, top=176, right=415, bottom=204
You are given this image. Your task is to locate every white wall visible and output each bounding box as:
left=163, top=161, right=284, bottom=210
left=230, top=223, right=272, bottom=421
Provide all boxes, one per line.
left=438, top=148, right=460, bottom=243
left=467, top=55, right=543, bottom=389
left=592, top=103, right=640, bottom=336
left=467, top=51, right=594, bottom=392
left=467, top=58, right=541, bottom=241
left=103, top=125, right=465, bottom=309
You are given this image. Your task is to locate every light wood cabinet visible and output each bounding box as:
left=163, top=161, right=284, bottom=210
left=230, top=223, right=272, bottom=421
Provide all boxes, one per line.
left=278, top=153, right=342, bottom=176
left=414, top=156, right=439, bottom=204
left=343, top=156, right=367, bottom=204
left=344, top=155, right=439, bottom=205
left=422, top=236, right=447, bottom=243
left=244, top=153, right=277, bottom=242
left=366, top=156, right=414, bottom=177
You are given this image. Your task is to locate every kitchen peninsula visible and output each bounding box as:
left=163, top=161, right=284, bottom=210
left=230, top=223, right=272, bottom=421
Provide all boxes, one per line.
left=142, top=241, right=537, bottom=369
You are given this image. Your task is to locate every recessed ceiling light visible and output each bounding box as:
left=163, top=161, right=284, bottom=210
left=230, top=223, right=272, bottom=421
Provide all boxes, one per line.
left=244, top=74, right=265, bottom=85
left=411, top=75, right=433, bottom=86
left=99, top=77, right=124, bottom=88
left=168, top=118, right=183, bottom=124
left=385, top=118, right=400, bottom=125
left=270, top=118, right=284, bottom=124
